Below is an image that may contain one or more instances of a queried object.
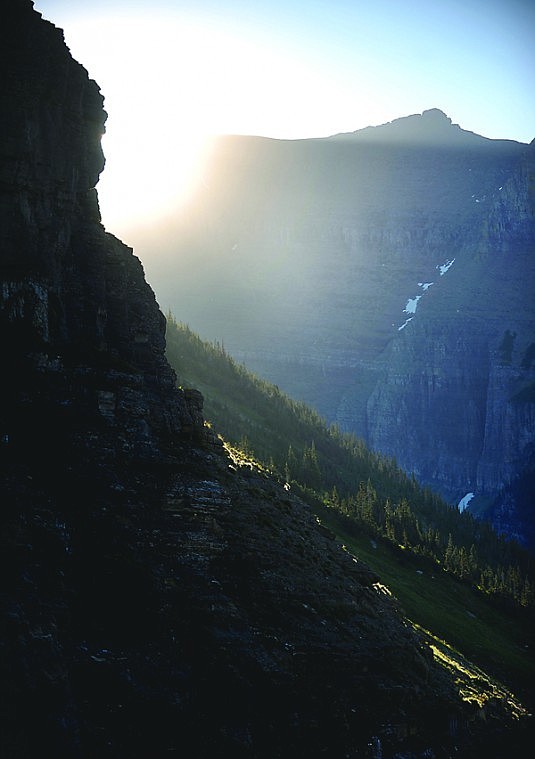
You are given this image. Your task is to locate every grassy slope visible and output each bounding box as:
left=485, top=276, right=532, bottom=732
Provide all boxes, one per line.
left=166, top=319, right=535, bottom=709
left=315, top=505, right=534, bottom=707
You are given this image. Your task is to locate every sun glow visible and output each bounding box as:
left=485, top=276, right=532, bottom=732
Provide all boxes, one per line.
left=56, top=11, right=365, bottom=237
left=58, top=16, right=239, bottom=233
left=39, top=0, right=535, bottom=240
left=35, top=0, right=535, bottom=239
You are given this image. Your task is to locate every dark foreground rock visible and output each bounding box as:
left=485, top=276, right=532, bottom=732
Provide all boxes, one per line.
left=0, top=2, right=531, bottom=757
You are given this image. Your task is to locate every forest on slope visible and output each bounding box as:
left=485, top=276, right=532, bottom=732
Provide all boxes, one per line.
left=153, top=118, right=535, bottom=546
left=3, top=3, right=532, bottom=754
left=166, top=317, right=535, bottom=701
left=166, top=317, right=534, bottom=607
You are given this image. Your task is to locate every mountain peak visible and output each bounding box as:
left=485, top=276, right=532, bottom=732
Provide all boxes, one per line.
left=330, top=108, right=485, bottom=146
left=421, top=107, right=450, bottom=118
left=383, top=108, right=463, bottom=141
left=421, top=107, right=452, bottom=123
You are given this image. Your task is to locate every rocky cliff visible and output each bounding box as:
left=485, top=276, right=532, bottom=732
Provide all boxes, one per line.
left=154, top=109, right=535, bottom=547
left=0, top=0, right=205, bottom=458
left=4, top=3, right=530, bottom=757
left=364, top=141, right=535, bottom=545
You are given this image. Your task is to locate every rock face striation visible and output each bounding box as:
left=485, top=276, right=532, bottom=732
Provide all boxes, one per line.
left=154, top=109, right=535, bottom=547
left=0, top=0, right=204, bottom=457
left=0, top=3, right=531, bottom=757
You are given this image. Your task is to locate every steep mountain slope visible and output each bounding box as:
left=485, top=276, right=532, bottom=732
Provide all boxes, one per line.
left=0, top=3, right=532, bottom=757
left=165, top=319, right=535, bottom=696
left=153, top=110, right=535, bottom=546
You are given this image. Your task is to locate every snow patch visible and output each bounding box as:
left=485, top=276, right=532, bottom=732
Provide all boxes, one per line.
left=403, top=295, right=421, bottom=314
left=398, top=317, right=413, bottom=331
left=458, top=492, right=474, bottom=513
left=437, top=258, right=455, bottom=276
left=397, top=282, right=435, bottom=330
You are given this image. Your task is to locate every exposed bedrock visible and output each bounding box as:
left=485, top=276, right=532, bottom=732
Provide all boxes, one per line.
left=156, top=111, right=535, bottom=544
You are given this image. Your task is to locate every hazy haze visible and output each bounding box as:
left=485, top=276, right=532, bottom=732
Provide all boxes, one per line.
left=34, top=0, right=534, bottom=244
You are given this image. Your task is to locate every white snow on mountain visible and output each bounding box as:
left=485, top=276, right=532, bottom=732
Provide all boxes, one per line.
left=397, top=263, right=453, bottom=331
left=437, top=258, right=455, bottom=276
left=404, top=295, right=421, bottom=314
left=397, top=282, right=436, bottom=329
left=458, top=492, right=475, bottom=513
left=398, top=316, right=414, bottom=331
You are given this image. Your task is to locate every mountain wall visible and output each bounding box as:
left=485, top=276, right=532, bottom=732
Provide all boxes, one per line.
left=154, top=111, right=535, bottom=546
left=4, top=3, right=527, bottom=756
left=0, top=0, right=205, bottom=459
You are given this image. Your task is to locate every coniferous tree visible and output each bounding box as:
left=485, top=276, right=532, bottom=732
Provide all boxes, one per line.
left=164, top=317, right=535, bottom=608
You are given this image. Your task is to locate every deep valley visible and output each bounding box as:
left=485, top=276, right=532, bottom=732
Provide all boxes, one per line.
left=1, top=2, right=534, bottom=757
left=152, top=109, right=535, bottom=548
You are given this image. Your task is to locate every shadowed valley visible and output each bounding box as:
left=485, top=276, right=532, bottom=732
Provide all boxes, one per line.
left=1, top=2, right=533, bottom=757
left=150, top=110, right=535, bottom=549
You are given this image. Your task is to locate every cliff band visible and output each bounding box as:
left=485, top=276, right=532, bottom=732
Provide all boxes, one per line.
left=0, top=2, right=529, bottom=757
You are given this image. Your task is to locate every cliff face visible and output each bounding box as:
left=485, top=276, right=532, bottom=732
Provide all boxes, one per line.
left=155, top=111, right=535, bottom=546
left=364, top=146, right=535, bottom=543
left=0, top=0, right=203, bottom=464
left=4, top=4, right=524, bottom=757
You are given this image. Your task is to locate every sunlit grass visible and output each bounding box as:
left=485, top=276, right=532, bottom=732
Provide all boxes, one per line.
left=222, top=436, right=530, bottom=719
left=314, top=507, right=535, bottom=713
left=413, top=622, right=528, bottom=716
left=222, top=439, right=269, bottom=473
left=166, top=322, right=534, bottom=722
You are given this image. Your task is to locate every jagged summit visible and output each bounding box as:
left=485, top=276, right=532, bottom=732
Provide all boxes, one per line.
left=158, top=89, right=534, bottom=547
left=1, top=2, right=533, bottom=756
left=329, top=108, right=520, bottom=146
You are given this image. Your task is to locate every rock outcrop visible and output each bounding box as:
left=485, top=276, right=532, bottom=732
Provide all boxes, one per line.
left=0, top=3, right=531, bottom=757
left=0, top=0, right=206, bottom=460
left=154, top=108, right=535, bottom=546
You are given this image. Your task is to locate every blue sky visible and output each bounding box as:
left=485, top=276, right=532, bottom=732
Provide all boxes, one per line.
left=34, top=0, right=534, bottom=232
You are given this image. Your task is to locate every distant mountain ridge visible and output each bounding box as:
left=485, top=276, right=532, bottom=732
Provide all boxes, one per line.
left=6, top=3, right=534, bottom=755
left=328, top=108, right=512, bottom=145
left=153, top=108, right=535, bottom=547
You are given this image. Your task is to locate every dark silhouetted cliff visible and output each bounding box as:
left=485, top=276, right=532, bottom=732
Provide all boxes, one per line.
left=0, top=3, right=531, bottom=757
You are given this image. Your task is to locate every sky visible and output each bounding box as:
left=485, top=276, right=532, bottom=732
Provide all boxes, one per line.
left=34, top=0, right=535, bottom=239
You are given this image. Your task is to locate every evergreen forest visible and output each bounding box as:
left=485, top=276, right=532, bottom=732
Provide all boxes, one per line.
left=166, top=317, right=534, bottom=610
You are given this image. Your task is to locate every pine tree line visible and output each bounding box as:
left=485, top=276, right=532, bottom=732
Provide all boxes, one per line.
left=322, top=479, right=534, bottom=608
left=165, top=316, right=534, bottom=608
